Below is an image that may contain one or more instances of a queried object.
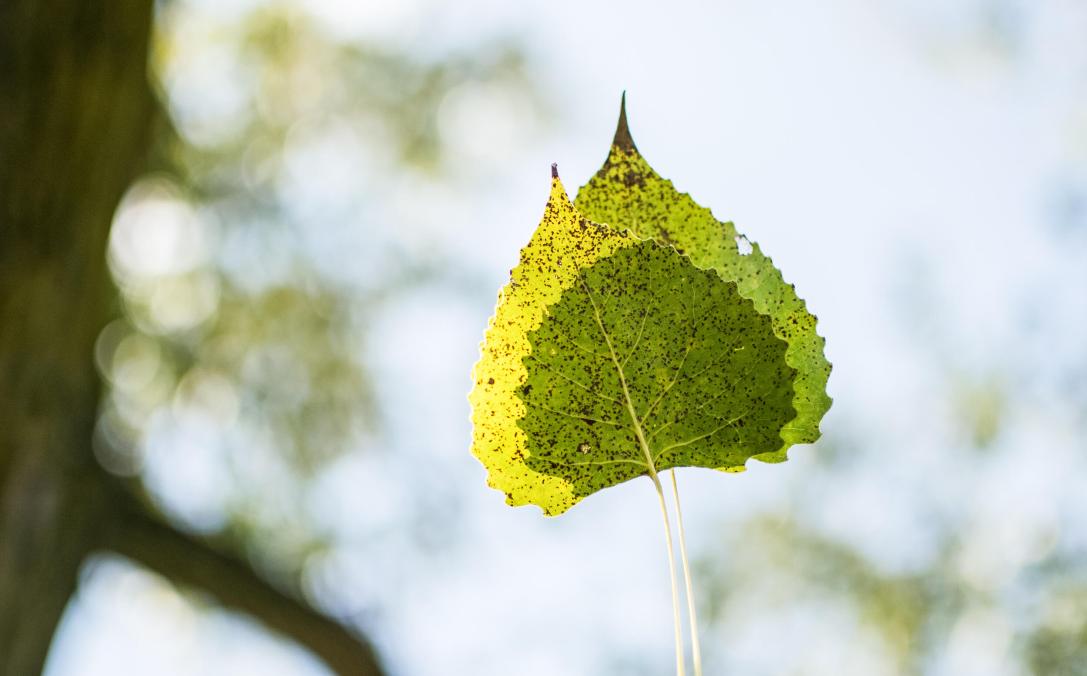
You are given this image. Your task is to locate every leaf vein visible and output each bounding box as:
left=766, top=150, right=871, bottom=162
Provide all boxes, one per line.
left=533, top=402, right=623, bottom=427
left=525, top=355, right=622, bottom=406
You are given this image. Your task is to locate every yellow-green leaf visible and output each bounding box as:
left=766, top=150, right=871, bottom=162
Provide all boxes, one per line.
left=470, top=169, right=798, bottom=515
left=574, top=96, right=832, bottom=464
left=520, top=239, right=797, bottom=503
left=469, top=170, right=635, bottom=515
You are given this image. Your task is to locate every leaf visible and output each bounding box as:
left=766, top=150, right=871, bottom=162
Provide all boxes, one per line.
left=469, top=169, right=635, bottom=515
left=521, top=238, right=797, bottom=501
left=574, top=95, right=832, bottom=464
left=470, top=168, right=798, bottom=515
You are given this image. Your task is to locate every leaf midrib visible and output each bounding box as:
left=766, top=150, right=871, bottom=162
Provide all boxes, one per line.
left=577, top=269, right=661, bottom=478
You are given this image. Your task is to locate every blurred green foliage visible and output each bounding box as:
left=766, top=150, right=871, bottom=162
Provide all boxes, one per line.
left=696, top=423, right=1087, bottom=674
left=96, top=1, right=545, bottom=579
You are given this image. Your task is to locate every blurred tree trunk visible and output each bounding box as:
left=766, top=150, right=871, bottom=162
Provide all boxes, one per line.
left=0, top=2, right=159, bottom=673
left=0, top=3, right=384, bottom=675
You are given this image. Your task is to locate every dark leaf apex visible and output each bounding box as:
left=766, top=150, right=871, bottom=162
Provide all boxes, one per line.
left=613, top=91, right=638, bottom=152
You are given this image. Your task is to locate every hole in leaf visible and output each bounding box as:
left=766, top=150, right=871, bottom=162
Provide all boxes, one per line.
left=735, top=234, right=753, bottom=255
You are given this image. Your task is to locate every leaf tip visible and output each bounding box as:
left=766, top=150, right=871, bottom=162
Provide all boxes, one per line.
left=548, top=163, right=574, bottom=207
left=613, top=91, right=637, bottom=152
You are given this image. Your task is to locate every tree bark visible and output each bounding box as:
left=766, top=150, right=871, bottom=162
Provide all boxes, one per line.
left=0, top=2, right=158, bottom=673
left=0, top=4, right=386, bottom=675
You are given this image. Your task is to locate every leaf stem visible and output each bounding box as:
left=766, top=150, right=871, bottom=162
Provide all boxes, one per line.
left=650, top=469, right=687, bottom=676
left=671, top=469, right=703, bottom=676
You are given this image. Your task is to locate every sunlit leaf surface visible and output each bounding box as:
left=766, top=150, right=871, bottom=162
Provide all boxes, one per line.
left=471, top=171, right=796, bottom=515
left=575, top=97, right=831, bottom=463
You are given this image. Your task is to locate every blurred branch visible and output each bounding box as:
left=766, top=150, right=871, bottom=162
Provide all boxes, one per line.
left=104, top=493, right=384, bottom=676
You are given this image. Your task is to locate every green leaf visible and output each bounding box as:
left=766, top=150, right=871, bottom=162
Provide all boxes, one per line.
left=470, top=171, right=635, bottom=515
left=470, top=169, right=798, bottom=515
left=574, top=95, right=832, bottom=464
left=520, top=239, right=797, bottom=502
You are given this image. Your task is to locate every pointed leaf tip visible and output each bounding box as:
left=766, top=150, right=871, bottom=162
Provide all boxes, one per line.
left=548, top=163, right=574, bottom=208
left=613, top=92, right=637, bottom=152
